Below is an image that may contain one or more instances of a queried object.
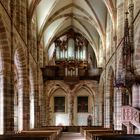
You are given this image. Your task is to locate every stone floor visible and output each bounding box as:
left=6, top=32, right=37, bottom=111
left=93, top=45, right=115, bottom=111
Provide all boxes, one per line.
left=59, top=132, right=85, bottom=140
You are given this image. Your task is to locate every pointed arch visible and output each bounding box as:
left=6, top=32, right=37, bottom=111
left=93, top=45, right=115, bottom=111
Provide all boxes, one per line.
left=14, top=45, right=29, bottom=131
left=44, top=81, right=69, bottom=126
left=73, top=81, right=97, bottom=125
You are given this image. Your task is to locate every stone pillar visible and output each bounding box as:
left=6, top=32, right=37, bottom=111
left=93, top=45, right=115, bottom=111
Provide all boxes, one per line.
left=94, top=103, right=98, bottom=126
left=98, top=98, right=103, bottom=126
left=3, top=72, right=14, bottom=134
left=125, top=122, right=134, bottom=134
left=69, top=94, right=74, bottom=125
left=40, top=91, right=47, bottom=126
left=34, top=83, right=40, bottom=128
left=46, top=97, right=51, bottom=126
left=104, top=86, right=110, bottom=128
left=22, top=81, right=30, bottom=131
left=114, top=88, right=122, bottom=130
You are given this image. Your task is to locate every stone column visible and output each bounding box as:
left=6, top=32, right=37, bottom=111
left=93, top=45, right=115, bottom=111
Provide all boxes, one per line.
left=114, top=88, right=122, bottom=130
left=46, top=97, right=51, bottom=126
left=34, top=83, right=40, bottom=128
left=22, top=80, right=30, bottom=131
left=69, top=94, right=74, bottom=126
left=3, top=72, right=14, bottom=134
left=104, top=86, right=110, bottom=128
left=40, top=91, right=47, bottom=126
left=94, top=103, right=98, bottom=126
left=125, top=122, right=133, bottom=134
left=98, top=98, right=103, bottom=126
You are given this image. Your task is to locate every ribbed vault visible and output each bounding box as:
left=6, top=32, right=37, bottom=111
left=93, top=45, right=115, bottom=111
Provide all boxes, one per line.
left=28, top=0, right=116, bottom=66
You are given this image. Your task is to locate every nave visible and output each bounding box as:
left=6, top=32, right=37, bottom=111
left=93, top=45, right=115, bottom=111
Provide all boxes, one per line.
left=0, top=0, right=140, bottom=136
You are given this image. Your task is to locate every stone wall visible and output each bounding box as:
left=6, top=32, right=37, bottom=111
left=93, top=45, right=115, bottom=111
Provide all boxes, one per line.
left=100, top=0, right=140, bottom=131
left=0, top=0, right=42, bottom=134
left=43, top=80, right=98, bottom=126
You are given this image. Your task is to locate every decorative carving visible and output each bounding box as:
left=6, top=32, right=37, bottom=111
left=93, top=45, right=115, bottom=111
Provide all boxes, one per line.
left=114, top=2, right=136, bottom=89
left=122, top=106, right=140, bottom=123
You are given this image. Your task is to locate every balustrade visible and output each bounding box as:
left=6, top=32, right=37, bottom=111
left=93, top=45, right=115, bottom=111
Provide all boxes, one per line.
left=122, top=105, right=140, bottom=124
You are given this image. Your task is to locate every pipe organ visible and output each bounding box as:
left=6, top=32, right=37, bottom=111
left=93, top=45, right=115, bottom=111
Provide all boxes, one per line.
left=55, top=30, right=88, bottom=77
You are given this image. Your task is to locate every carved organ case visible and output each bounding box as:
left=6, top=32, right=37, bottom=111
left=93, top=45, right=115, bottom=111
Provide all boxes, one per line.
left=55, top=30, right=88, bottom=77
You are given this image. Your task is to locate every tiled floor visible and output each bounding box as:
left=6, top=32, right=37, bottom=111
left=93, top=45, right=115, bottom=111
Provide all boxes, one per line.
left=59, top=132, right=85, bottom=140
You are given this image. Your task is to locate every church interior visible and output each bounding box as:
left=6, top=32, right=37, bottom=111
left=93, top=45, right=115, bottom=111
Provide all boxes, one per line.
left=0, top=0, right=140, bottom=139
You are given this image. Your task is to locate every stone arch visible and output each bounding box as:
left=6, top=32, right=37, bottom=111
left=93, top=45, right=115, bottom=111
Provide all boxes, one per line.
left=73, top=82, right=95, bottom=113
left=14, top=45, right=28, bottom=131
left=73, top=81, right=96, bottom=125
left=0, top=14, right=12, bottom=134
left=52, top=87, right=69, bottom=126
left=105, top=66, right=114, bottom=128
left=73, top=81, right=96, bottom=96
left=48, top=83, right=68, bottom=98
left=44, top=81, right=69, bottom=125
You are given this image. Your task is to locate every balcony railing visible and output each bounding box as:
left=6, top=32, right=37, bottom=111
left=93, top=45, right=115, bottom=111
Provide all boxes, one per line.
left=41, top=66, right=102, bottom=82
left=122, top=105, right=140, bottom=125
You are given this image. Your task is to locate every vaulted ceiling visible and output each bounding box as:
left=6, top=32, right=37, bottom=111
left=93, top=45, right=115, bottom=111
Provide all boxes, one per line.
left=28, top=0, right=116, bottom=64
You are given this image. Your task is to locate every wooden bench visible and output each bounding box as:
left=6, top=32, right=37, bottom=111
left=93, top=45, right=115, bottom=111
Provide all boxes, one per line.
left=97, top=134, right=140, bottom=140
left=0, top=132, right=55, bottom=140
left=26, top=126, right=63, bottom=139
left=0, top=126, right=63, bottom=140
left=20, top=130, right=59, bottom=140
left=86, top=130, right=113, bottom=140
left=81, top=127, right=113, bottom=138
left=34, top=126, right=63, bottom=131
left=86, top=131, right=123, bottom=140
left=80, top=126, right=104, bottom=136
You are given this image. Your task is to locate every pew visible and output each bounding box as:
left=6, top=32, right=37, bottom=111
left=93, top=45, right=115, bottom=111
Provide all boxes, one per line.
left=80, top=126, right=104, bottom=136
left=34, top=126, right=63, bottom=131
left=0, top=132, right=55, bottom=140
left=81, top=127, right=113, bottom=138
left=86, top=131, right=123, bottom=140
left=97, top=134, right=140, bottom=140
left=0, top=126, right=63, bottom=140
left=80, top=125, right=125, bottom=139
left=21, top=130, right=59, bottom=140
left=86, top=130, right=115, bottom=140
